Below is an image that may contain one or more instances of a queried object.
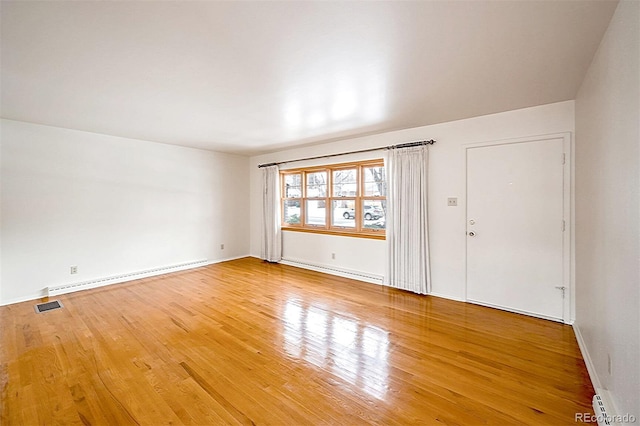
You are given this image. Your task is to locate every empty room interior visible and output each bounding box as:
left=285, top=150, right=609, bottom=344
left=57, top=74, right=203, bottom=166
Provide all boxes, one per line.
left=1, top=0, right=638, bottom=425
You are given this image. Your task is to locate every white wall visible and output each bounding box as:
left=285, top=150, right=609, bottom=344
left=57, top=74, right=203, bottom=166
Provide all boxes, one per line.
left=575, top=0, right=639, bottom=418
left=0, top=121, right=3, bottom=304
left=250, top=101, right=575, bottom=302
left=0, top=119, right=250, bottom=305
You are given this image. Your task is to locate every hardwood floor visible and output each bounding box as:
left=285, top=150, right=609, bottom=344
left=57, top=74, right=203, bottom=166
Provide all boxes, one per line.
left=1, top=257, right=594, bottom=425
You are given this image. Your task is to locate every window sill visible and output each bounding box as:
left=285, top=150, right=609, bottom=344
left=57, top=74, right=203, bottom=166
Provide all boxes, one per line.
left=281, top=226, right=386, bottom=240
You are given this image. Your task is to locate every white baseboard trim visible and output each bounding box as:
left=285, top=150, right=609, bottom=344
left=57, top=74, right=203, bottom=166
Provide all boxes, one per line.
left=215, top=255, right=250, bottom=263
left=573, top=323, right=602, bottom=390
left=572, top=324, right=625, bottom=424
left=0, top=292, right=50, bottom=307
left=467, top=298, right=564, bottom=323
left=0, top=255, right=248, bottom=306
left=280, top=258, right=384, bottom=285
left=429, top=291, right=465, bottom=302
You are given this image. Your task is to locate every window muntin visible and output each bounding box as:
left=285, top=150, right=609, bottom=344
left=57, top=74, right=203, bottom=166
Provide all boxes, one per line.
left=280, top=160, right=385, bottom=238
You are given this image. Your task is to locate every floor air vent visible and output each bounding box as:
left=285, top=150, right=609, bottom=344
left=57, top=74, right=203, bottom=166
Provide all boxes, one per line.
left=34, top=300, right=63, bottom=314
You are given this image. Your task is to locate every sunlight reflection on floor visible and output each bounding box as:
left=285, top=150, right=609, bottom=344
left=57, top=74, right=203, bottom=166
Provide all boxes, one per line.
left=282, top=298, right=390, bottom=400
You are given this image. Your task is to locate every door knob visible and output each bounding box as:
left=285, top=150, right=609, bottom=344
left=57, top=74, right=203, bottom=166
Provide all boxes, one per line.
left=468, top=231, right=476, bottom=237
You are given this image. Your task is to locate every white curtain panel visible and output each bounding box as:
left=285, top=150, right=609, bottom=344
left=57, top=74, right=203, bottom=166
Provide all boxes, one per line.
left=386, top=145, right=431, bottom=294
left=261, top=165, right=282, bottom=262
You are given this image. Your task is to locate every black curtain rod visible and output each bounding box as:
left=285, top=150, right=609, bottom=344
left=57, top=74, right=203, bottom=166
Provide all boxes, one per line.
left=258, top=139, right=435, bottom=168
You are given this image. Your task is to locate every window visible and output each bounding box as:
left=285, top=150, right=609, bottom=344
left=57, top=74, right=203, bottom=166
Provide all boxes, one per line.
left=280, top=160, right=386, bottom=239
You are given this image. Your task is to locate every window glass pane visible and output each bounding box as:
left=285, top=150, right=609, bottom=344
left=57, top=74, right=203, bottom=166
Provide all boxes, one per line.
left=363, top=166, right=386, bottom=196
left=305, top=200, right=326, bottom=226
left=283, top=200, right=301, bottom=224
left=306, top=172, right=327, bottom=197
left=331, top=199, right=356, bottom=228
left=284, top=174, right=302, bottom=198
left=281, top=162, right=385, bottom=236
left=363, top=200, right=386, bottom=230
left=332, top=169, right=357, bottom=197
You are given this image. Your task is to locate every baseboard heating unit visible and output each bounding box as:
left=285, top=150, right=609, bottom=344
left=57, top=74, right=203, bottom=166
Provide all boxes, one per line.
left=47, top=259, right=209, bottom=297
left=593, top=394, right=612, bottom=425
left=281, top=258, right=384, bottom=285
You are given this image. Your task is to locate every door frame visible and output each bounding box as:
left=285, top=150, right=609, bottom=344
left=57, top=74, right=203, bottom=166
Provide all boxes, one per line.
left=462, top=132, right=573, bottom=324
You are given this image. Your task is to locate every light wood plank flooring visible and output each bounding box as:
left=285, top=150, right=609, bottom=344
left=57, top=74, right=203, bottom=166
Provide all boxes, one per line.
left=1, top=257, right=594, bottom=425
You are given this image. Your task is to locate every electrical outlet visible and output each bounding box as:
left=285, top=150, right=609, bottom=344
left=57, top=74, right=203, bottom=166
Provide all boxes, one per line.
left=331, top=253, right=336, bottom=260
left=447, top=197, right=458, bottom=207
left=70, top=266, right=78, bottom=274
left=220, top=244, right=225, bottom=250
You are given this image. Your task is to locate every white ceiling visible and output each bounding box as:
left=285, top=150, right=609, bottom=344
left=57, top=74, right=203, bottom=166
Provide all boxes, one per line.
left=1, top=1, right=617, bottom=155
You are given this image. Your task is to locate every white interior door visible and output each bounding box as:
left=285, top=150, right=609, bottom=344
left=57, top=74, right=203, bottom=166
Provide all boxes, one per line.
left=466, top=136, right=568, bottom=321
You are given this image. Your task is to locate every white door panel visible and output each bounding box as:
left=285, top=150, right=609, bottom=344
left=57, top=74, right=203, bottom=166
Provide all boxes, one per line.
left=466, top=138, right=566, bottom=321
